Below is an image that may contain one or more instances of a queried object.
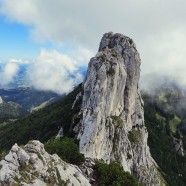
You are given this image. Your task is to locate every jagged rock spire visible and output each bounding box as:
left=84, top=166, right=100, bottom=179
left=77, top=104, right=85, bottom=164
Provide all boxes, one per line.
left=77, top=32, right=165, bottom=186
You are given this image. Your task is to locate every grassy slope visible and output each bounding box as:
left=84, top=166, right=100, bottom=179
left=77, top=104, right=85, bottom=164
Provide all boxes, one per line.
left=0, top=102, right=28, bottom=119
left=143, top=94, right=186, bottom=186
left=0, top=84, right=82, bottom=150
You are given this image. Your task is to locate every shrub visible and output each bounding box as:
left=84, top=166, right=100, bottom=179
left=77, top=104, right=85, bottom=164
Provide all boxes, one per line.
left=0, top=150, right=7, bottom=160
left=128, top=130, right=142, bottom=144
left=111, top=115, right=123, bottom=128
left=94, top=160, right=143, bottom=186
left=45, top=137, right=84, bottom=165
left=168, top=115, right=181, bottom=135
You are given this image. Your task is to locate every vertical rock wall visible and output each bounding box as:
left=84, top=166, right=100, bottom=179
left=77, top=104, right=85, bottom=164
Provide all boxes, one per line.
left=77, top=32, right=164, bottom=185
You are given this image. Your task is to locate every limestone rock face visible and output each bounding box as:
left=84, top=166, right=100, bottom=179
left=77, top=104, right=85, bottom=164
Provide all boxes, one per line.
left=56, top=127, right=64, bottom=139
left=0, top=97, right=3, bottom=104
left=77, top=32, right=164, bottom=185
left=173, top=137, right=185, bottom=156
left=0, top=141, right=90, bottom=186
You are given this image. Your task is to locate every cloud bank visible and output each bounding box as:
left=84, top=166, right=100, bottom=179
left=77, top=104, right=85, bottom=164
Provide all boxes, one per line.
left=1, top=0, right=186, bottom=91
left=0, top=48, right=92, bottom=94
left=27, top=49, right=84, bottom=94
left=0, top=60, right=20, bottom=85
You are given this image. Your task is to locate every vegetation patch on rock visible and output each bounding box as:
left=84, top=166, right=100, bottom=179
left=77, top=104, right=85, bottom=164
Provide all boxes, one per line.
left=94, top=160, right=143, bottom=186
left=45, top=137, right=85, bottom=165
left=168, top=115, right=181, bottom=134
left=128, top=129, right=142, bottom=144
left=111, top=115, right=123, bottom=128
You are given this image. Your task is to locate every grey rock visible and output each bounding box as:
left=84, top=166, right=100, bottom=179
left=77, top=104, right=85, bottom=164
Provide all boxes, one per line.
left=0, top=97, right=3, bottom=104
left=79, top=158, right=95, bottom=184
left=17, top=147, right=30, bottom=165
left=0, top=141, right=90, bottom=186
left=173, top=137, right=185, bottom=156
left=56, top=127, right=64, bottom=139
left=72, top=92, right=82, bottom=109
left=77, top=32, right=165, bottom=186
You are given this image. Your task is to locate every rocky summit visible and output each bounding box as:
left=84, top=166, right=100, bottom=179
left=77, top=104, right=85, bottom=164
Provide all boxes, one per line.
left=76, top=32, right=165, bottom=185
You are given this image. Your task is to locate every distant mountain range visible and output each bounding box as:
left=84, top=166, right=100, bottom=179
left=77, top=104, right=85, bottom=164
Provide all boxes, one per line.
left=0, top=88, right=63, bottom=111
left=0, top=100, right=28, bottom=120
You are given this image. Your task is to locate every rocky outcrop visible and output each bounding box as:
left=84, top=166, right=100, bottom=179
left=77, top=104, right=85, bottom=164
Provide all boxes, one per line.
left=0, top=140, right=90, bottom=186
left=56, top=127, right=64, bottom=139
left=173, top=137, right=185, bottom=156
left=0, top=97, right=3, bottom=104
left=77, top=32, right=165, bottom=185
left=79, top=158, right=95, bottom=184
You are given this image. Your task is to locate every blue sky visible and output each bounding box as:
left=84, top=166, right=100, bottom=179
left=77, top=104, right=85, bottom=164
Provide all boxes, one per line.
left=0, top=15, right=76, bottom=60
left=0, top=15, right=40, bottom=60
left=0, top=15, right=73, bottom=60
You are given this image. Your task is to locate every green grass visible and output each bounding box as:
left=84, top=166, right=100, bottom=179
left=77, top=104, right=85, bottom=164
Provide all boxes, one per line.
left=169, top=115, right=181, bottom=134
left=155, top=113, right=166, bottom=123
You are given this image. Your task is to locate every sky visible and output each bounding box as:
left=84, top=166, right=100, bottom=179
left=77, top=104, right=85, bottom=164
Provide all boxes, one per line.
left=0, top=0, right=186, bottom=94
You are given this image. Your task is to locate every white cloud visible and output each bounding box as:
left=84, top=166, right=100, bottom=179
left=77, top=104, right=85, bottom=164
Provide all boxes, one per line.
left=0, top=61, right=20, bottom=85
left=0, top=59, right=29, bottom=65
left=8, top=59, right=30, bottom=64
left=0, top=48, right=91, bottom=93
left=140, top=29, right=186, bottom=74
left=73, top=47, right=94, bottom=66
left=1, top=0, right=186, bottom=47
left=1, top=0, right=186, bottom=89
left=27, top=49, right=84, bottom=94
